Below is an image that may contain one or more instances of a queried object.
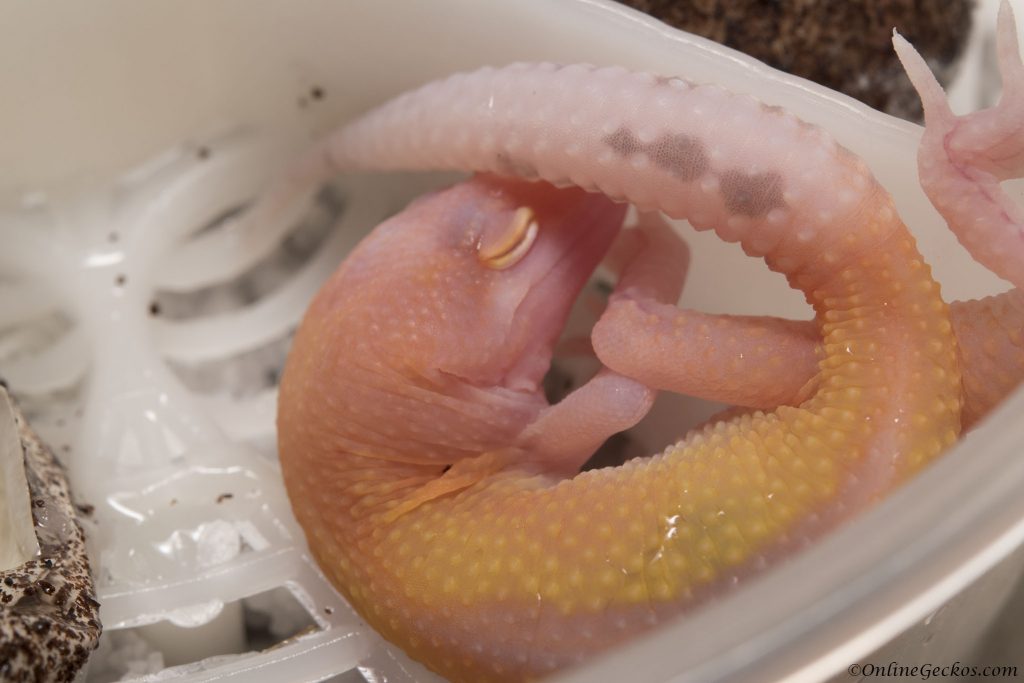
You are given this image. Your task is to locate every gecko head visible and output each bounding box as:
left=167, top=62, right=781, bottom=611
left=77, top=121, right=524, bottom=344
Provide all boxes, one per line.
left=422, top=174, right=625, bottom=393
left=299, top=173, right=625, bottom=398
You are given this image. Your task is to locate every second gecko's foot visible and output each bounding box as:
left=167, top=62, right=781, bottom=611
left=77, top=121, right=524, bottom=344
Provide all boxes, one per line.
left=894, top=0, right=1024, bottom=289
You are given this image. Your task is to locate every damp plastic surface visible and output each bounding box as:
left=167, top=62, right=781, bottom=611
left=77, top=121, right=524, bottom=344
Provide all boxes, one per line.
left=0, top=1, right=1022, bottom=682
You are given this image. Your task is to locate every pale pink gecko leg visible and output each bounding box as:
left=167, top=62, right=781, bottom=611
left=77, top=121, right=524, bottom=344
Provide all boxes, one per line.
left=894, top=0, right=1024, bottom=289
left=892, top=1, right=1024, bottom=422
left=593, top=210, right=822, bottom=408
left=594, top=297, right=821, bottom=409
left=640, top=296, right=1022, bottom=428
left=518, top=368, right=654, bottom=476
left=605, top=212, right=690, bottom=303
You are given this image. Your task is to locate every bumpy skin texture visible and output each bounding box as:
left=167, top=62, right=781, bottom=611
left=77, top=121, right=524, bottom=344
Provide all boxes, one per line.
left=952, top=292, right=1024, bottom=427
left=277, top=53, right=963, bottom=683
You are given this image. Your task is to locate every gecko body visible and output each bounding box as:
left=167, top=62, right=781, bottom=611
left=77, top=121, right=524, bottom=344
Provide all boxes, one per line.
left=276, top=35, right=967, bottom=682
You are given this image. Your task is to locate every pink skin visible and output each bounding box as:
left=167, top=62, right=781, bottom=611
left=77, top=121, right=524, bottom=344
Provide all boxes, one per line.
left=604, top=294, right=1021, bottom=429
left=593, top=292, right=823, bottom=410
left=895, top=0, right=1024, bottom=290
left=891, top=3, right=1024, bottom=420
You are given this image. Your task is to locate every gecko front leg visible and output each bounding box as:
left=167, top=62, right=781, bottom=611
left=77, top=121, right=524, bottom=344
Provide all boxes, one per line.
left=517, top=369, right=654, bottom=476
left=519, top=213, right=689, bottom=475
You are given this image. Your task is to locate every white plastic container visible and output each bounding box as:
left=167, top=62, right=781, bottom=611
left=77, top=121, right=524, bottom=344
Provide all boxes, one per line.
left=0, top=1, right=1021, bottom=681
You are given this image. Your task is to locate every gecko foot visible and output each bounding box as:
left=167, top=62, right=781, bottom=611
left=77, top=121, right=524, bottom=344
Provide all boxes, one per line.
left=894, top=0, right=1024, bottom=289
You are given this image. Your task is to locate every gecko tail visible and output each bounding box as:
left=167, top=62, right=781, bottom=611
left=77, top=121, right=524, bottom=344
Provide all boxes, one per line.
left=892, top=30, right=954, bottom=126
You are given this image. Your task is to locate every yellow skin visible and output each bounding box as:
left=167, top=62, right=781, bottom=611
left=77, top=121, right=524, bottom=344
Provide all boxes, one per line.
left=267, top=12, right=1024, bottom=682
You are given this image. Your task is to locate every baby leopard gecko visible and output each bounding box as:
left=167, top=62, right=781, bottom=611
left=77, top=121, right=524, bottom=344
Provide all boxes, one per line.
left=273, top=5, right=1022, bottom=682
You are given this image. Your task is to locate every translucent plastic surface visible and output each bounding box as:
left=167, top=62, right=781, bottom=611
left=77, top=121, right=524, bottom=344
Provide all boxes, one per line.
left=0, top=1, right=1021, bottom=682
left=2, top=128, right=451, bottom=681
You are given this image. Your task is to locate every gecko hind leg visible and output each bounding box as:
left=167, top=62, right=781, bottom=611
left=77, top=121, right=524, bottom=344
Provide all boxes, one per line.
left=607, top=291, right=1024, bottom=430
left=592, top=212, right=822, bottom=409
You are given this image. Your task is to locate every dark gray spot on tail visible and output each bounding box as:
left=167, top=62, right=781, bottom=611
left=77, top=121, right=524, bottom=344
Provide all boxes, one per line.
left=720, top=170, right=785, bottom=217
left=603, top=127, right=709, bottom=181
left=647, top=133, right=709, bottom=181
left=604, top=127, right=643, bottom=156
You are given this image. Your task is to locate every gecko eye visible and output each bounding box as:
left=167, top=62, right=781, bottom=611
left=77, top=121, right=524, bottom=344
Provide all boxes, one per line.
left=477, top=206, right=539, bottom=270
